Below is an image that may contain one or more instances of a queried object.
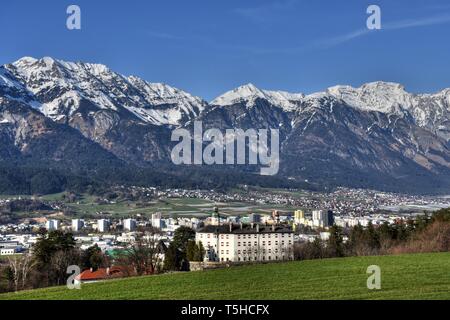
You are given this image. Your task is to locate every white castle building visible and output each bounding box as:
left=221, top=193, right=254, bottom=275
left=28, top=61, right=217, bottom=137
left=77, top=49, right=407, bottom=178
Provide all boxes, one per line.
left=195, top=208, right=294, bottom=263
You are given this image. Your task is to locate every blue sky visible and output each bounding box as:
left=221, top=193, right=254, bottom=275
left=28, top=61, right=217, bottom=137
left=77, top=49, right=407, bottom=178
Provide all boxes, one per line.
left=1, top=0, right=450, bottom=100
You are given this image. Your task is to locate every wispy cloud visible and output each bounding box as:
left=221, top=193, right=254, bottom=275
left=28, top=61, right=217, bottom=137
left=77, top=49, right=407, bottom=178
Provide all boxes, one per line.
left=317, top=13, right=450, bottom=48
left=386, top=13, right=450, bottom=29
left=144, top=12, right=450, bottom=56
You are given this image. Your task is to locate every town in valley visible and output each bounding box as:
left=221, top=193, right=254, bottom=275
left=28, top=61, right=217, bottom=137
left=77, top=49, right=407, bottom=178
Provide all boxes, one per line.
left=1, top=185, right=449, bottom=283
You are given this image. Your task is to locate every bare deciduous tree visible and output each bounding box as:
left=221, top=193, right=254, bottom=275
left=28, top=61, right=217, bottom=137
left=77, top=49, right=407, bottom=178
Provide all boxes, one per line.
left=7, top=254, right=35, bottom=292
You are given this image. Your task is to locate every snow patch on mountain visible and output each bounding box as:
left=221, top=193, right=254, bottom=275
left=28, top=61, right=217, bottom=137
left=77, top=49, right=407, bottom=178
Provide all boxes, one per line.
left=211, top=83, right=304, bottom=111
left=326, top=81, right=417, bottom=114
left=127, top=76, right=206, bottom=125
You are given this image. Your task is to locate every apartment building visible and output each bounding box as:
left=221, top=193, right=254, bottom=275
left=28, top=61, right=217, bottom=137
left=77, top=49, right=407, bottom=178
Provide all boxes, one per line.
left=196, top=223, right=294, bottom=263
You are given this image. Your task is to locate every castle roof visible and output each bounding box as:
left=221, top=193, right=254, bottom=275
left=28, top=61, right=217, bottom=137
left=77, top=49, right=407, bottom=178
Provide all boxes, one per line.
left=197, top=224, right=293, bottom=235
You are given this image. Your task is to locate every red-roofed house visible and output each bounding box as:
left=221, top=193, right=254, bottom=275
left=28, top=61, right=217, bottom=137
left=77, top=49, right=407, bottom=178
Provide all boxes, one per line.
left=75, top=266, right=131, bottom=284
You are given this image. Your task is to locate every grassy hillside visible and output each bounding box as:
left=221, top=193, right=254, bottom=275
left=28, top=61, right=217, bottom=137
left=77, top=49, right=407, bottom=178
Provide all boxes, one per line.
left=1, top=252, right=449, bottom=300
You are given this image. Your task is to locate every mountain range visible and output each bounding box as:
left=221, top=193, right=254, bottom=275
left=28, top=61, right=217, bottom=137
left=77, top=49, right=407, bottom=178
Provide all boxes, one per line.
left=1, top=57, right=450, bottom=194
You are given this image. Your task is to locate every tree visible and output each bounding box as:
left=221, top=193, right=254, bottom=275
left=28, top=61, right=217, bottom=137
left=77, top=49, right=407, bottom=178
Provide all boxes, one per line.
left=7, top=254, right=36, bottom=292
left=49, top=249, right=81, bottom=286
left=32, top=230, right=78, bottom=287
left=432, top=208, right=450, bottom=223
left=366, top=222, right=381, bottom=250
left=327, top=225, right=345, bottom=257
left=195, top=242, right=206, bottom=261
left=164, top=243, right=183, bottom=271
left=186, top=241, right=206, bottom=262
left=1, top=266, right=14, bottom=293
left=33, top=230, right=76, bottom=268
left=121, top=232, right=164, bottom=276
left=172, top=226, right=196, bottom=253
left=81, top=244, right=107, bottom=271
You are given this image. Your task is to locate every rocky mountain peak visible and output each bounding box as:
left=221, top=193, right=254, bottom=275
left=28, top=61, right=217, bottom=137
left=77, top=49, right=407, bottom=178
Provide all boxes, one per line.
left=3, top=57, right=206, bottom=126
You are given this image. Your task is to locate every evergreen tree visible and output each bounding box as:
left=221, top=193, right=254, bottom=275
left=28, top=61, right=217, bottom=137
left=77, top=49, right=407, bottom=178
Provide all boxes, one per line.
left=327, top=225, right=345, bottom=257
left=164, top=243, right=182, bottom=271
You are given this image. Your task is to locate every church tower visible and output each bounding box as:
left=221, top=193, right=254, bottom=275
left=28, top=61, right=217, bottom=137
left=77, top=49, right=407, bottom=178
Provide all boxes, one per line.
left=211, top=206, right=220, bottom=226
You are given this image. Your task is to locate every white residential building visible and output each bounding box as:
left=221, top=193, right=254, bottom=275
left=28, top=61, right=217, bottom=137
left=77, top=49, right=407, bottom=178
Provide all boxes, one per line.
left=46, top=220, right=59, bottom=231
left=123, top=219, right=137, bottom=231
left=72, top=219, right=84, bottom=232
left=195, top=223, right=294, bottom=263
left=97, top=219, right=110, bottom=233
left=151, top=213, right=163, bottom=229
left=312, top=210, right=334, bottom=228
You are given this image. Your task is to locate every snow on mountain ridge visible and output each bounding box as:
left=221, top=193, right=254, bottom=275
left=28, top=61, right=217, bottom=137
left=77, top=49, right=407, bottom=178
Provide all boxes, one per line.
left=5, top=57, right=206, bottom=126
left=326, top=81, right=417, bottom=114
left=211, top=83, right=304, bottom=111
left=4, top=57, right=450, bottom=130
left=211, top=81, right=433, bottom=115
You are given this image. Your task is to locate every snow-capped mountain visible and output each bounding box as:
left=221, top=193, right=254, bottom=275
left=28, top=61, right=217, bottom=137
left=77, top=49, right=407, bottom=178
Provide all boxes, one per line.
left=211, top=83, right=304, bottom=111
left=211, top=81, right=450, bottom=142
left=2, top=56, right=450, bottom=193
left=4, top=57, right=206, bottom=126
left=203, top=81, right=450, bottom=193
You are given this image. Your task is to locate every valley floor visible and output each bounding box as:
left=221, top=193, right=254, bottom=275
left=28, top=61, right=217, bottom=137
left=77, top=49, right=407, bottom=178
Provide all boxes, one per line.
left=1, top=252, right=449, bottom=300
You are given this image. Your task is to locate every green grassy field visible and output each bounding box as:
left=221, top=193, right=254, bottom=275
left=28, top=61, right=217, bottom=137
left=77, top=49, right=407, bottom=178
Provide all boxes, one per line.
left=1, top=252, right=449, bottom=300
left=2, top=192, right=298, bottom=218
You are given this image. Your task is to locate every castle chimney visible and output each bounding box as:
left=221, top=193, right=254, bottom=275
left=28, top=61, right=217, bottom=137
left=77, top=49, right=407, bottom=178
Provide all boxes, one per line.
left=229, top=222, right=233, bottom=232
left=256, top=224, right=259, bottom=233
left=240, top=222, right=243, bottom=230
left=272, top=224, right=275, bottom=232
left=251, top=223, right=254, bottom=229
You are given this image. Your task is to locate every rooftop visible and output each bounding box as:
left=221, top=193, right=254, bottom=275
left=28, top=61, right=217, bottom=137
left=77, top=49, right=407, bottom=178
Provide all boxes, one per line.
left=197, top=224, right=293, bottom=235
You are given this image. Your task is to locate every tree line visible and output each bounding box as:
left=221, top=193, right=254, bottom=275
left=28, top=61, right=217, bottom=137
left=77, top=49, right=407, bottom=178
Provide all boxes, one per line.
left=294, top=208, right=450, bottom=260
